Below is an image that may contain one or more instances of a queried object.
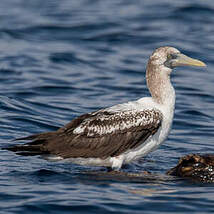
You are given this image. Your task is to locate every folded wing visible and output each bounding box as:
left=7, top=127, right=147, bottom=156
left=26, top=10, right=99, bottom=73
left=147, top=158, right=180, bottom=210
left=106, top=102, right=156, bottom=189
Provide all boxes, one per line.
left=5, top=109, right=163, bottom=159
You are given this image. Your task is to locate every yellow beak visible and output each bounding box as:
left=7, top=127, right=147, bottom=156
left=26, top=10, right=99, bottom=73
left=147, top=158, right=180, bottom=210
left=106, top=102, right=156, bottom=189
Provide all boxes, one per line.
left=171, top=53, right=206, bottom=67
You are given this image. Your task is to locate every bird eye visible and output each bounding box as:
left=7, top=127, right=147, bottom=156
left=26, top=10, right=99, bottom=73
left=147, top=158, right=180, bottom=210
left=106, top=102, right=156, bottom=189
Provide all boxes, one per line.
left=165, top=53, right=176, bottom=68
left=167, top=54, right=177, bottom=61
left=167, top=54, right=172, bottom=59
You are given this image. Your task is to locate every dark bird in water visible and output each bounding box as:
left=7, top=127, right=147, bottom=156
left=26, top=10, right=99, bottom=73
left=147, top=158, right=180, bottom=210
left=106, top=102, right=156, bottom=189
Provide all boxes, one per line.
left=4, top=47, right=206, bottom=170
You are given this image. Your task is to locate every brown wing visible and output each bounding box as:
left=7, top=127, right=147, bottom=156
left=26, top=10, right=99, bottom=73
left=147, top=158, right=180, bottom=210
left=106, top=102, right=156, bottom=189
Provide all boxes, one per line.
left=5, top=109, right=162, bottom=159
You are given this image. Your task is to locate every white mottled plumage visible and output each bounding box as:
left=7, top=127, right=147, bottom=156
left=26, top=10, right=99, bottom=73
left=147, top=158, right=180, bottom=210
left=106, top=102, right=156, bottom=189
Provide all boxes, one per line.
left=66, top=93, right=174, bottom=169
left=7, top=46, right=206, bottom=170
left=64, top=46, right=205, bottom=169
left=59, top=47, right=178, bottom=169
left=73, top=108, right=162, bottom=136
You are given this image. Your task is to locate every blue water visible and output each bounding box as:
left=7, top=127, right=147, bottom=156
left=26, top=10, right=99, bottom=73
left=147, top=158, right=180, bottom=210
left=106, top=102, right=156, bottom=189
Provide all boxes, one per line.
left=0, top=0, right=214, bottom=213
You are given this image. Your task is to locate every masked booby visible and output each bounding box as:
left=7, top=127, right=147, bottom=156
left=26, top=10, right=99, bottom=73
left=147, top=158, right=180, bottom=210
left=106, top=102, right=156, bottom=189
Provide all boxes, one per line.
left=5, top=47, right=206, bottom=170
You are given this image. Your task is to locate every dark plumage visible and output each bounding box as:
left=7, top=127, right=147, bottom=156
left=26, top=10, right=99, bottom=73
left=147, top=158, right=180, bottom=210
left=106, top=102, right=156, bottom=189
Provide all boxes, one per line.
left=5, top=110, right=162, bottom=159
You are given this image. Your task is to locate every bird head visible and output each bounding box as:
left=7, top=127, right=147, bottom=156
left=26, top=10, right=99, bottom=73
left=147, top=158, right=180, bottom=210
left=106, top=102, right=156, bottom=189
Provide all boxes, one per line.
left=146, top=46, right=206, bottom=104
left=149, top=46, right=206, bottom=71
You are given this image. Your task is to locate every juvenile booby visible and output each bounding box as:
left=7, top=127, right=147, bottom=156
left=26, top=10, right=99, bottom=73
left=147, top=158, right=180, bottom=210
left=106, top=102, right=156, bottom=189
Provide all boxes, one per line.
left=5, top=47, right=206, bottom=169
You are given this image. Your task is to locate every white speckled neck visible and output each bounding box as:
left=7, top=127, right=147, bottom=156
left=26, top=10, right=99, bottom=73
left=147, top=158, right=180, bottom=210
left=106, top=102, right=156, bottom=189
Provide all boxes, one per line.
left=146, top=49, right=176, bottom=108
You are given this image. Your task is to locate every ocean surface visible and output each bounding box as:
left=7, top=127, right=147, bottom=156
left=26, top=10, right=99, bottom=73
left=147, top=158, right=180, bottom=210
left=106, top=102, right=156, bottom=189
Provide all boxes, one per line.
left=0, top=0, right=214, bottom=213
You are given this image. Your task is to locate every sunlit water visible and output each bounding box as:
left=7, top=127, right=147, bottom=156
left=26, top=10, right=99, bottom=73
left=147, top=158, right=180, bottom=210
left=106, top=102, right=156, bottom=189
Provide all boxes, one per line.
left=0, top=0, right=214, bottom=213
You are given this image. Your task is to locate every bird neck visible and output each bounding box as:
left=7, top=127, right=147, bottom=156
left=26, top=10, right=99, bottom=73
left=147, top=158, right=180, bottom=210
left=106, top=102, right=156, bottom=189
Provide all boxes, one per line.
left=146, top=65, right=175, bottom=107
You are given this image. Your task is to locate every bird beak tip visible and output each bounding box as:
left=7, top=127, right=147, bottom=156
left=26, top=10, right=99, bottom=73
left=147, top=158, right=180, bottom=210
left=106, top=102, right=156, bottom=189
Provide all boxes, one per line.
left=192, top=60, right=206, bottom=67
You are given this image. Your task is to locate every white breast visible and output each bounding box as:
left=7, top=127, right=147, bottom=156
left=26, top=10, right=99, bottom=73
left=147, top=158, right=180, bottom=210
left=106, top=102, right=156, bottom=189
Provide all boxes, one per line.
left=110, top=96, right=175, bottom=169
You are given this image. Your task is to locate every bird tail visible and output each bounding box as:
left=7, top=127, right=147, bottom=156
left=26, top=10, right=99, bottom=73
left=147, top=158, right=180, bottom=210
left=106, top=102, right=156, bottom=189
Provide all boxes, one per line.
left=2, top=132, right=55, bottom=156
left=3, top=144, right=45, bottom=156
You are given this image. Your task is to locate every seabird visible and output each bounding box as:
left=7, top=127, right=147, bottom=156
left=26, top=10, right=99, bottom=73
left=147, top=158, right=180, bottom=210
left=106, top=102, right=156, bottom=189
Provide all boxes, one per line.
left=5, top=47, right=206, bottom=170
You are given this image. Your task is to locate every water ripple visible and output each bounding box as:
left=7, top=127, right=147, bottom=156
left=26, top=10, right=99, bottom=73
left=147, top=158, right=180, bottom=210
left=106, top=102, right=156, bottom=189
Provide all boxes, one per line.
left=0, top=0, right=214, bottom=213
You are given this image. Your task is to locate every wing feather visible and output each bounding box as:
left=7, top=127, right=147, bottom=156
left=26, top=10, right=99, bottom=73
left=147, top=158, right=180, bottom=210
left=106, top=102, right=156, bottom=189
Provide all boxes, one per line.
left=5, top=109, right=163, bottom=159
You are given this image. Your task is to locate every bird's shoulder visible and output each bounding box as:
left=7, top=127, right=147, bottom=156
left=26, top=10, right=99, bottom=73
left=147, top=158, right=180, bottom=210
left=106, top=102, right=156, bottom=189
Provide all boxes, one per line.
left=59, top=101, right=163, bottom=137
